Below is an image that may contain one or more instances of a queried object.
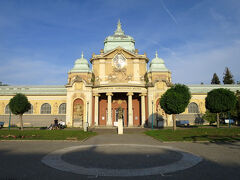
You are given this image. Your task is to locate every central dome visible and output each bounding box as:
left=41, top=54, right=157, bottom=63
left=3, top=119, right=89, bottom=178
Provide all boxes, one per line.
left=104, top=20, right=135, bottom=53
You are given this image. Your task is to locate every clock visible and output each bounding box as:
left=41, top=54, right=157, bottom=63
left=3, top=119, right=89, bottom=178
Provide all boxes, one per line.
left=113, top=54, right=126, bottom=69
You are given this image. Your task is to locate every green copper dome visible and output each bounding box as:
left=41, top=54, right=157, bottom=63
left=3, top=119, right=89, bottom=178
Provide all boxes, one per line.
left=149, top=51, right=169, bottom=72
left=104, top=20, right=135, bottom=53
left=70, top=52, right=91, bottom=73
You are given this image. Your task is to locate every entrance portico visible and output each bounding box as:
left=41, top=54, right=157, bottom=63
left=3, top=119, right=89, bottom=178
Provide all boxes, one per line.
left=93, top=88, right=147, bottom=127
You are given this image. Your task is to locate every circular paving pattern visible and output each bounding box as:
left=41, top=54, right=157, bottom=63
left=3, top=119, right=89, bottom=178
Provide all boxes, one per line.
left=41, top=144, right=202, bottom=177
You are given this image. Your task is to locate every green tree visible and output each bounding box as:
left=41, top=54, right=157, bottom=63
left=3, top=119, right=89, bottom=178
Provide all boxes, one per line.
left=223, top=67, right=235, bottom=84
left=9, top=93, right=31, bottom=130
left=202, top=110, right=217, bottom=125
left=160, top=84, right=191, bottom=131
left=0, top=81, right=8, bottom=86
left=211, top=73, right=220, bottom=84
left=205, top=88, right=237, bottom=128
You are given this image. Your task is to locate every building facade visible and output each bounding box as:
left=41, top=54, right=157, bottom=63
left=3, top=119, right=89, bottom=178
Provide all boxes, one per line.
left=0, top=21, right=240, bottom=128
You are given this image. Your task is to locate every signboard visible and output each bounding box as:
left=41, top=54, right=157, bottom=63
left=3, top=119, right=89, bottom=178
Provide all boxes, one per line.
left=114, top=121, right=118, bottom=127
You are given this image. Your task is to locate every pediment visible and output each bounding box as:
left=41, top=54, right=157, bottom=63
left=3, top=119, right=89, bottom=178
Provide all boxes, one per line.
left=102, top=47, right=138, bottom=59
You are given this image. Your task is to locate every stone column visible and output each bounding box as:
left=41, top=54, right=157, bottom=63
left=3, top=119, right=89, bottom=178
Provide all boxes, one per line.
left=127, top=92, right=134, bottom=127
left=93, top=93, right=100, bottom=126
left=140, top=93, right=146, bottom=127
left=106, top=92, right=113, bottom=126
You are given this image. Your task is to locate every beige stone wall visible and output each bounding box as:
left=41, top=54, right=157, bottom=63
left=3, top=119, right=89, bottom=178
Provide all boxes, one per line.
left=182, top=94, right=207, bottom=114
left=0, top=95, right=66, bottom=115
left=148, top=71, right=172, bottom=84
left=68, top=72, right=92, bottom=85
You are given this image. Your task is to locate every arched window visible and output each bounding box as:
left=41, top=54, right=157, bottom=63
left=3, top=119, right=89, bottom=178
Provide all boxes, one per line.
left=58, top=103, right=66, bottom=114
left=188, top=102, right=199, bottom=113
left=41, top=103, right=51, bottom=114
left=25, top=104, right=33, bottom=114
left=5, top=104, right=10, bottom=114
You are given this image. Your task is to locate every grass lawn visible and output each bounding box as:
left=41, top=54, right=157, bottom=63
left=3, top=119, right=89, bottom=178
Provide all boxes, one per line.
left=145, top=127, right=240, bottom=142
left=0, top=129, right=96, bottom=140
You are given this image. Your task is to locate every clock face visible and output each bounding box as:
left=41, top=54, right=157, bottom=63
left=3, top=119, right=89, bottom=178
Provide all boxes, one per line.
left=113, top=54, right=126, bottom=69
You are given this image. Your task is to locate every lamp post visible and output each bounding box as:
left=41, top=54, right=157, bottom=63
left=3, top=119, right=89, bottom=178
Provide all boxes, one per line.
left=8, top=112, right=11, bottom=131
left=152, top=100, right=154, bottom=129
left=87, top=101, right=89, bottom=124
left=228, top=111, right=231, bottom=128
left=84, top=101, right=89, bottom=132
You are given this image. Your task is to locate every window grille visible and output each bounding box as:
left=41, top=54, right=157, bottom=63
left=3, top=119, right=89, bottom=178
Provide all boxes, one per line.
left=188, top=102, right=199, bottom=113
left=5, top=104, right=10, bottom=114
left=58, top=103, right=66, bottom=114
left=41, top=103, right=51, bottom=114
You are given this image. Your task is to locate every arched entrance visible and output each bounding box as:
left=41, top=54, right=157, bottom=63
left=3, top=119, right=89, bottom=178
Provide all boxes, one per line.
left=73, top=98, right=84, bottom=127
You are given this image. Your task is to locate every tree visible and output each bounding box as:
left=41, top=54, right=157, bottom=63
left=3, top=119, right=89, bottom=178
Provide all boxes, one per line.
left=202, top=110, right=217, bottom=125
left=160, top=84, right=191, bottom=131
left=0, top=81, right=8, bottom=86
left=211, top=73, right=220, bottom=84
left=223, top=67, right=235, bottom=84
left=9, top=93, right=31, bottom=130
left=205, top=88, right=237, bottom=128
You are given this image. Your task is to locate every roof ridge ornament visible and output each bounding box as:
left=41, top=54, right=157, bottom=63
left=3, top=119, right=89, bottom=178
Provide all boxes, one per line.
left=155, top=51, right=158, bottom=58
left=114, top=19, right=124, bottom=35
left=81, top=51, right=84, bottom=59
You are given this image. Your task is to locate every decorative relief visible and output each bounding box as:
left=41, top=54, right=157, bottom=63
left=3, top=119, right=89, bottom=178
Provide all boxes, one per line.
left=95, top=76, right=101, bottom=82
left=156, top=103, right=165, bottom=117
left=107, top=68, right=132, bottom=82
left=72, top=93, right=85, bottom=101
left=53, top=102, right=58, bottom=114
left=140, top=76, right=145, bottom=81
left=75, top=83, right=83, bottom=90
left=113, top=100, right=127, bottom=104
left=73, top=99, right=84, bottom=122
left=96, top=87, right=147, bottom=92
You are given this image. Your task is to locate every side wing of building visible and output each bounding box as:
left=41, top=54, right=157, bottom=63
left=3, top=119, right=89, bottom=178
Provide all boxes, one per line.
left=0, top=85, right=67, bottom=127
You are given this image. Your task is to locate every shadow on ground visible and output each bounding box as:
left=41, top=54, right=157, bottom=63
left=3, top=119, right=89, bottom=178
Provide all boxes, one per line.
left=0, top=143, right=239, bottom=180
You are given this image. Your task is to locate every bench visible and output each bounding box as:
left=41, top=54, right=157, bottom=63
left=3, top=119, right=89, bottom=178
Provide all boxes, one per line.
left=176, top=120, right=190, bottom=127
left=0, top=122, right=4, bottom=129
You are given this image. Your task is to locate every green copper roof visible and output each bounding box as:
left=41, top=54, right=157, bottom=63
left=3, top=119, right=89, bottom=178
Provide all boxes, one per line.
left=187, top=84, right=240, bottom=94
left=0, top=85, right=66, bottom=95
left=148, top=51, right=169, bottom=72
left=104, top=20, right=135, bottom=53
left=70, top=52, right=91, bottom=73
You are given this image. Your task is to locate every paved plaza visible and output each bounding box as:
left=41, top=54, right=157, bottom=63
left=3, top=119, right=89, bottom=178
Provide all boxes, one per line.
left=0, top=130, right=240, bottom=179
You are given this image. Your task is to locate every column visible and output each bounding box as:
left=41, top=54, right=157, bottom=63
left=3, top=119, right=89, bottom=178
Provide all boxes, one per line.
left=140, top=93, right=146, bottom=127
left=94, top=93, right=100, bottom=126
left=127, top=92, right=133, bottom=127
left=106, top=92, right=113, bottom=126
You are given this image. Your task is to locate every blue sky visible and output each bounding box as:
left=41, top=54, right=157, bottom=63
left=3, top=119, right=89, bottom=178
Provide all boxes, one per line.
left=0, top=0, right=239, bottom=85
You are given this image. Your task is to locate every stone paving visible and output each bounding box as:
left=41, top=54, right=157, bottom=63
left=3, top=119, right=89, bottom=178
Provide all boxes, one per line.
left=0, top=129, right=240, bottom=179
